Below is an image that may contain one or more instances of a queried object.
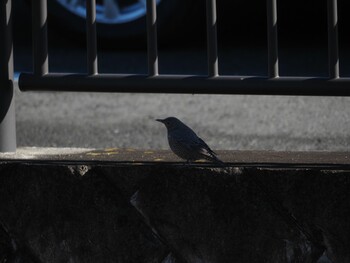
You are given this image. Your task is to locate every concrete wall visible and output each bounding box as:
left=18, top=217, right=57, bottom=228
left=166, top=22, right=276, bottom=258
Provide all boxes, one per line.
left=0, top=162, right=349, bottom=262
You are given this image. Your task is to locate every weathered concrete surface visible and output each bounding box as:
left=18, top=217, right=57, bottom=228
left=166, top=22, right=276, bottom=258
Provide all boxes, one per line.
left=1, top=149, right=350, bottom=262
left=1, top=147, right=349, bottom=165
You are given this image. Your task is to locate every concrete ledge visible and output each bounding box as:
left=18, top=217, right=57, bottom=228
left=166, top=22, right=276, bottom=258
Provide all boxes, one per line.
left=0, top=148, right=350, bottom=262
left=1, top=147, right=349, bottom=166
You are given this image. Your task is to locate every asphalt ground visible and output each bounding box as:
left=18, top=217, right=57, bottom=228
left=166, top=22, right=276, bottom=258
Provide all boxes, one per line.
left=11, top=2, right=350, bottom=152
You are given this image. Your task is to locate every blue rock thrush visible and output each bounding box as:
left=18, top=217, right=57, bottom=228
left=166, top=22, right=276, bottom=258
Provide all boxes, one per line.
left=156, top=117, right=224, bottom=165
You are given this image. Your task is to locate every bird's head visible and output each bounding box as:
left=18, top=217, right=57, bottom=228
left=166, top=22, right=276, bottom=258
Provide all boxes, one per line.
left=156, top=117, right=183, bottom=130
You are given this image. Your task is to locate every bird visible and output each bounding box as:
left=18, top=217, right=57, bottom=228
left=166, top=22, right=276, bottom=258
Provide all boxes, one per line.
left=156, top=117, right=224, bottom=165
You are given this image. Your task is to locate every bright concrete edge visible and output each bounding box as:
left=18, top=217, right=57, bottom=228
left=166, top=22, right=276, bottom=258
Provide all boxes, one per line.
left=0, top=147, right=95, bottom=159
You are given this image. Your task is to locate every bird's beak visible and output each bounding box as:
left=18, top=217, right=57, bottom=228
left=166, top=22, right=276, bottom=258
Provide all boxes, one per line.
left=156, top=119, right=164, bottom=123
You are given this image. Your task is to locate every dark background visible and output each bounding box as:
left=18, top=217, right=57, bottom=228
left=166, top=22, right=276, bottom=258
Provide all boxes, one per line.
left=11, top=0, right=350, bottom=151
left=12, top=0, right=350, bottom=74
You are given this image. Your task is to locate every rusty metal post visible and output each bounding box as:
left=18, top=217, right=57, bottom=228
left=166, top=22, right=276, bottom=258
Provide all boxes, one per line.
left=0, top=0, right=16, bottom=152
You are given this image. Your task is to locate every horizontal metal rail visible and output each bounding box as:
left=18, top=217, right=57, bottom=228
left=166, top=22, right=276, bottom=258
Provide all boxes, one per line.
left=19, top=73, right=350, bottom=96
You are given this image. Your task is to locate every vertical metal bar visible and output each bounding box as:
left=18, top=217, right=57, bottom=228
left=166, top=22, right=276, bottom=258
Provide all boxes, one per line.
left=327, top=0, right=339, bottom=78
left=146, top=0, right=158, bottom=76
left=267, top=0, right=279, bottom=78
left=206, top=0, right=219, bottom=77
left=86, top=0, right=98, bottom=75
left=0, top=0, right=16, bottom=152
left=32, top=0, right=49, bottom=76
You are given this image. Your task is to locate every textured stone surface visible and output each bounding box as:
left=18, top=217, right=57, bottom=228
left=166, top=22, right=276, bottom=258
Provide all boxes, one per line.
left=0, top=160, right=349, bottom=262
left=0, top=164, right=168, bottom=263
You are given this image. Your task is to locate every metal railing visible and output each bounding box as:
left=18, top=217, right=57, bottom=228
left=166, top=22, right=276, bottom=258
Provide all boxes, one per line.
left=0, top=0, right=349, bottom=152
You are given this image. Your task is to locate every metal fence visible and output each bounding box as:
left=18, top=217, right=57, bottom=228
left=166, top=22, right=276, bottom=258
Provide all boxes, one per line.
left=0, top=0, right=349, bottom=152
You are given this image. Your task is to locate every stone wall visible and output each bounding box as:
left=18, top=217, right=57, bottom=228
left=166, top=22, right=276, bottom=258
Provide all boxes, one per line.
left=0, top=162, right=349, bottom=262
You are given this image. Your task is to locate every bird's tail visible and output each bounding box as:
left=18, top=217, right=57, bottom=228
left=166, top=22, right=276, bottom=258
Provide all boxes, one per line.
left=209, top=154, right=226, bottom=167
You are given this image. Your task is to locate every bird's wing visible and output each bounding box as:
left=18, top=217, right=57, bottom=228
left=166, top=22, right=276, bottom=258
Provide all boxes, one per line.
left=170, top=131, right=217, bottom=158
left=196, top=137, right=224, bottom=165
left=170, top=133, right=196, bottom=151
left=197, top=137, right=217, bottom=157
